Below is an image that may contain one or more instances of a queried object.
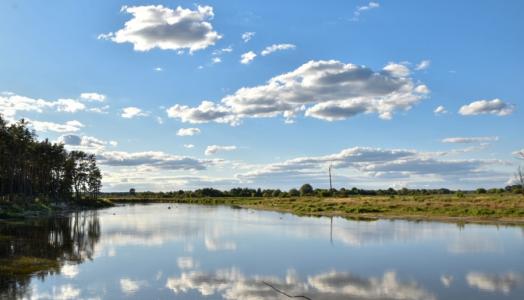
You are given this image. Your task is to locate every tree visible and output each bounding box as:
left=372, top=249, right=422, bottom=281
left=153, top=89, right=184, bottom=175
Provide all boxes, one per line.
left=0, top=115, right=102, bottom=203
left=129, top=188, right=136, bottom=195
left=289, top=188, right=300, bottom=197
left=299, top=184, right=314, bottom=196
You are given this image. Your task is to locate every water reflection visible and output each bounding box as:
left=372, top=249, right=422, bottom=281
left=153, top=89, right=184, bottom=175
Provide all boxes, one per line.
left=0, top=211, right=100, bottom=299
left=166, top=268, right=436, bottom=300
left=466, top=272, right=523, bottom=294
left=1, top=204, right=524, bottom=299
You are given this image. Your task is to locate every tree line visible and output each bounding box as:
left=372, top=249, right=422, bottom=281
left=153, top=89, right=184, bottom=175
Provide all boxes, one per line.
left=0, top=116, right=102, bottom=202
left=109, top=182, right=523, bottom=199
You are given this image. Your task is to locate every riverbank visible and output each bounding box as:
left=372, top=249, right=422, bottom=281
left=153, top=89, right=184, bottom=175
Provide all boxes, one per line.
left=0, top=198, right=113, bottom=219
left=107, top=194, right=524, bottom=225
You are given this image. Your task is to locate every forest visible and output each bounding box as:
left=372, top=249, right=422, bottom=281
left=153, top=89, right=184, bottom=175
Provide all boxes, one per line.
left=0, top=115, right=102, bottom=203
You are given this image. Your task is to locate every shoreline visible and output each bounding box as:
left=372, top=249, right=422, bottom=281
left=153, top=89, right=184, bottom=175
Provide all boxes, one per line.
left=107, top=195, right=524, bottom=226
left=2, top=194, right=523, bottom=226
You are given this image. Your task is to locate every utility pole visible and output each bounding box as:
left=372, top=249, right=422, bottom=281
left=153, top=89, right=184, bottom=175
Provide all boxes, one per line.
left=328, top=163, right=333, bottom=192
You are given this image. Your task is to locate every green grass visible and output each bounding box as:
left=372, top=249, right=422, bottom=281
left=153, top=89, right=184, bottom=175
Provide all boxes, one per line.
left=0, top=256, right=59, bottom=276
left=107, top=193, right=524, bottom=224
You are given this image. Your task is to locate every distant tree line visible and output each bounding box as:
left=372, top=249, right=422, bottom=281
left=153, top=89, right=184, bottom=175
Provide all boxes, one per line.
left=108, top=182, right=523, bottom=199
left=0, top=116, right=102, bottom=202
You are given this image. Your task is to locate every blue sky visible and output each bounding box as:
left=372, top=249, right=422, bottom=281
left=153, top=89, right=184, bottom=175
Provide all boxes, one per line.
left=1, top=0, right=522, bottom=191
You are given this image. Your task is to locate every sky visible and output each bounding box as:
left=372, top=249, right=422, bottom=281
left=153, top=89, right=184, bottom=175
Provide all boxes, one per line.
left=1, top=0, right=523, bottom=192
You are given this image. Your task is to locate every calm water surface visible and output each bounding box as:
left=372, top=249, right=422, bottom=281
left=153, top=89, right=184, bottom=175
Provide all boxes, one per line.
left=1, top=203, right=523, bottom=299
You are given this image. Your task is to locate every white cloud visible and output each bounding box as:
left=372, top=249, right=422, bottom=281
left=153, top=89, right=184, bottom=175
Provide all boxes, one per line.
left=100, top=5, right=221, bottom=53
left=156, top=116, right=164, bottom=124
left=57, top=134, right=118, bottom=150
left=236, top=146, right=505, bottom=189
left=98, top=150, right=214, bottom=170
left=166, top=101, right=239, bottom=125
left=260, top=43, right=296, bottom=56
left=240, top=51, right=257, bottom=64
left=241, top=32, right=255, bottom=43
left=184, top=144, right=195, bottom=149
left=154, top=67, right=163, bottom=72
left=212, top=46, right=233, bottom=56
left=88, top=105, right=110, bottom=114
left=80, top=92, right=106, bottom=102
left=166, top=60, right=429, bottom=125
left=205, top=145, right=237, bottom=156
left=212, top=57, right=222, bottom=64
left=353, top=1, right=380, bottom=20
left=415, top=60, right=431, bottom=71
left=0, top=92, right=109, bottom=121
left=54, top=99, right=86, bottom=113
left=176, top=127, right=201, bottom=136
left=28, top=119, right=84, bottom=133
left=466, top=272, right=523, bottom=294
left=434, top=105, right=447, bottom=115
left=121, top=107, right=148, bottom=118
left=442, top=136, right=498, bottom=144
left=383, top=62, right=411, bottom=77
left=459, top=99, right=514, bottom=116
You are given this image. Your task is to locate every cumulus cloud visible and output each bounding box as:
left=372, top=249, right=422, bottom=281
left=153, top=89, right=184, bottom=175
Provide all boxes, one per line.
left=434, top=105, right=447, bottom=115
left=513, top=149, right=524, bottom=159
left=459, top=99, right=514, bottom=116
left=99, top=5, right=221, bottom=53
left=28, top=119, right=84, bottom=133
left=213, top=46, right=233, bottom=56
left=53, top=99, right=86, bottom=113
left=166, top=60, right=429, bottom=125
left=442, top=136, right=498, bottom=144
left=205, top=145, right=237, bottom=156
left=415, top=60, right=431, bottom=71
left=241, top=32, right=255, bottom=43
left=57, top=134, right=118, bottom=150
left=166, top=101, right=238, bottom=125
left=98, top=150, right=214, bottom=170
left=352, top=1, right=380, bottom=20
left=184, top=144, right=195, bottom=149
left=121, top=107, right=148, bottom=118
left=466, top=272, right=523, bottom=294
left=154, top=67, right=163, bottom=72
left=236, top=146, right=504, bottom=188
left=80, top=92, right=106, bottom=102
left=211, top=57, right=222, bottom=64
left=240, top=51, right=257, bottom=64
left=0, top=92, right=108, bottom=121
left=176, top=127, right=201, bottom=136
left=260, top=43, right=296, bottom=56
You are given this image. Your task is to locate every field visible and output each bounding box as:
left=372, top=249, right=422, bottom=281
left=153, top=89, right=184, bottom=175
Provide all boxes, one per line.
left=106, top=193, right=524, bottom=225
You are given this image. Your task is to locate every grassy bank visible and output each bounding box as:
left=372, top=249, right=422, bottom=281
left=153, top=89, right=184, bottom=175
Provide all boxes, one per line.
left=107, top=193, right=524, bottom=225
left=0, top=198, right=113, bottom=219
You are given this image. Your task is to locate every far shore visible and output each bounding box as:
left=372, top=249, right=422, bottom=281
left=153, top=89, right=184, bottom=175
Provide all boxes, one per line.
left=105, top=194, right=524, bottom=226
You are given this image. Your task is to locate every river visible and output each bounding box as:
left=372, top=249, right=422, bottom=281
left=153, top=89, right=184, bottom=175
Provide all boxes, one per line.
left=1, top=203, right=523, bottom=299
